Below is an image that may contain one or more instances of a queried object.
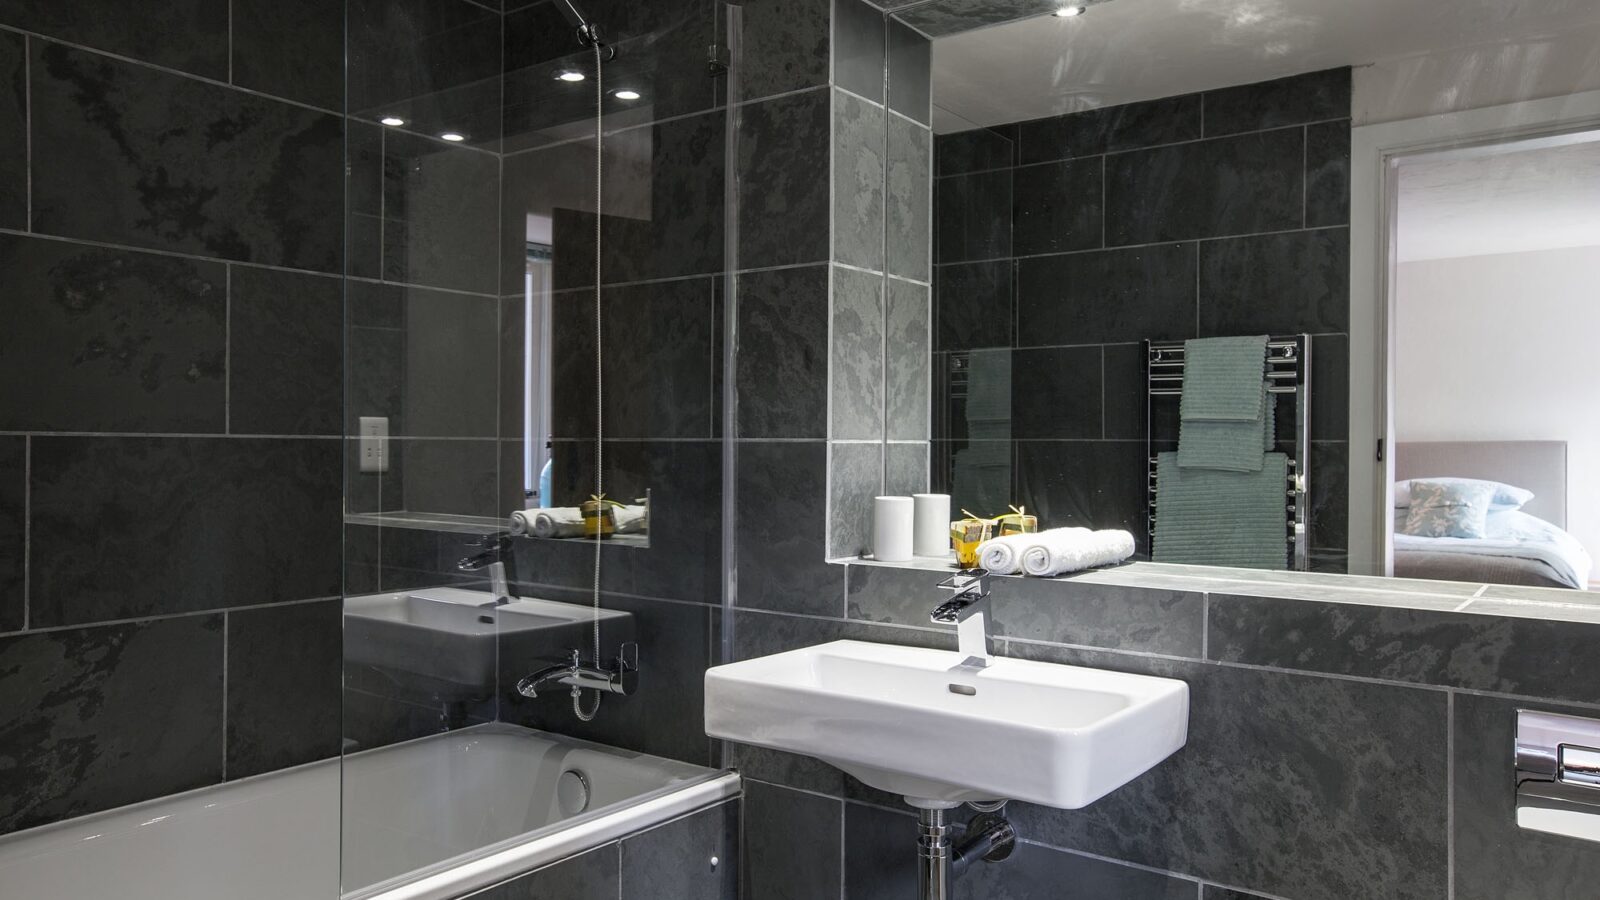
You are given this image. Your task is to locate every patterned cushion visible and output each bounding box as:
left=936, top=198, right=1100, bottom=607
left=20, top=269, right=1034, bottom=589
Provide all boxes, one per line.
left=1393, top=477, right=1533, bottom=511
left=1401, top=479, right=1496, bottom=539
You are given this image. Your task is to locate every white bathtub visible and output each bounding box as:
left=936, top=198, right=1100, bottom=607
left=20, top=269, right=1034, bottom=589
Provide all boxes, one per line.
left=0, top=723, right=738, bottom=900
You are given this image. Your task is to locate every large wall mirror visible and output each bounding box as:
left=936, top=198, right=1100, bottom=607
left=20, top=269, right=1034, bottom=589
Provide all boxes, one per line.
left=884, top=0, right=1600, bottom=591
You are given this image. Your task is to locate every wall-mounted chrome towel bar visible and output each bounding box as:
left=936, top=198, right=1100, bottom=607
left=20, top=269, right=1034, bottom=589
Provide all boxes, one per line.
left=1516, top=709, right=1600, bottom=844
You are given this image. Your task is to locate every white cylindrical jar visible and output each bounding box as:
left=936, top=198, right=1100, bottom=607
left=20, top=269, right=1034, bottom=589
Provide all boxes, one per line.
left=873, top=496, right=915, bottom=562
left=912, top=493, right=951, bottom=558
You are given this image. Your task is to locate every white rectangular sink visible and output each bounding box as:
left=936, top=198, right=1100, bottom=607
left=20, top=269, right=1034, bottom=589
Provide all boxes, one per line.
left=705, top=640, right=1188, bottom=809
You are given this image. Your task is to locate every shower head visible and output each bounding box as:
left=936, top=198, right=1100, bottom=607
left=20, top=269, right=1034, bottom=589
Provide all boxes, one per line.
left=552, top=0, right=607, bottom=50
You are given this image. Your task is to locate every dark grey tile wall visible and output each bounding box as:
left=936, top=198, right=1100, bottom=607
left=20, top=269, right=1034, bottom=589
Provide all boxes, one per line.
left=735, top=564, right=1600, bottom=900
left=0, top=0, right=398, bottom=839
left=465, top=799, right=738, bottom=900
left=933, top=68, right=1352, bottom=567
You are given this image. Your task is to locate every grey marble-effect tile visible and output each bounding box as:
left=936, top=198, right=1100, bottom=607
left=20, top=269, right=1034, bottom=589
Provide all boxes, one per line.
left=1014, top=440, right=1150, bottom=555
left=620, top=800, right=738, bottom=900
left=1105, top=128, right=1304, bottom=246
left=345, top=281, right=499, bottom=440
left=739, top=89, right=831, bottom=269
left=229, top=266, right=342, bottom=436
left=936, top=167, right=1012, bottom=264
left=1199, top=228, right=1349, bottom=336
left=1011, top=346, right=1102, bottom=440
left=936, top=260, right=1013, bottom=351
left=831, top=267, right=886, bottom=441
left=1306, top=120, right=1351, bottom=228
left=887, top=115, right=933, bottom=282
left=0, top=615, right=225, bottom=835
left=1309, top=333, right=1348, bottom=441
left=1209, top=592, right=1600, bottom=702
left=30, top=42, right=343, bottom=272
left=1016, top=242, right=1196, bottom=345
left=733, top=607, right=955, bottom=662
left=397, top=438, right=500, bottom=519
left=0, top=32, right=23, bottom=230
left=1004, top=643, right=1449, bottom=900
left=225, top=599, right=341, bottom=779
left=0, top=0, right=228, bottom=79
left=466, top=843, right=619, bottom=899
left=1013, top=157, right=1104, bottom=255
left=737, top=265, right=829, bottom=439
left=955, top=840, right=1199, bottom=899
left=844, top=801, right=918, bottom=899
left=728, top=743, right=848, bottom=796
left=736, top=0, right=829, bottom=101
left=1202, top=68, right=1352, bottom=137
left=231, top=0, right=344, bottom=110
left=29, top=437, right=340, bottom=627
left=887, top=280, right=932, bottom=441
left=834, top=0, right=887, bottom=102
left=992, top=578, right=1205, bottom=656
left=1019, top=94, right=1202, bottom=165
left=887, top=19, right=931, bottom=126
left=1454, top=693, right=1600, bottom=900
left=1476, top=583, right=1600, bottom=606
left=379, top=132, right=500, bottom=295
left=936, top=125, right=1016, bottom=177
left=847, top=563, right=952, bottom=623
left=597, top=111, right=727, bottom=287
left=885, top=441, right=930, bottom=495
left=0, top=235, right=227, bottom=433
left=0, top=438, right=20, bottom=632
left=834, top=89, right=888, bottom=271
left=551, top=278, right=717, bottom=441
left=1309, top=440, right=1348, bottom=556
left=349, top=0, right=503, bottom=150
left=500, top=592, right=714, bottom=767
left=735, top=442, right=845, bottom=616
left=743, top=781, right=843, bottom=900
left=829, top=442, right=882, bottom=560
left=346, top=122, right=385, bottom=281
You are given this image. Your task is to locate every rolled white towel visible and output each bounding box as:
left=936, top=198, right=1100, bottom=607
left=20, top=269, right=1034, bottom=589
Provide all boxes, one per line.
left=1020, top=528, right=1135, bottom=577
left=509, top=505, right=646, bottom=539
left=976, top=532, right=1046, bottom=575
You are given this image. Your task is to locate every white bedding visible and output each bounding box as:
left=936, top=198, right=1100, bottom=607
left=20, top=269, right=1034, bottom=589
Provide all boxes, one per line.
left=1394, top=509, right=1594, bottom=590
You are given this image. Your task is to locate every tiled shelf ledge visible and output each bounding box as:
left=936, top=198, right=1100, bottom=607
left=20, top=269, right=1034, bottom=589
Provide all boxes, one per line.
left=835, top=554, right=1600, bottom=625
left=345, top=512, right=651, bottom=549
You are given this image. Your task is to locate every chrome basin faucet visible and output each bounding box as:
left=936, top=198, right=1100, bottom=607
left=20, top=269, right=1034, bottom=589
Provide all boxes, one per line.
left=457, top=533, right=514, bottom=605
left=931, top=569, right=993, bottom=668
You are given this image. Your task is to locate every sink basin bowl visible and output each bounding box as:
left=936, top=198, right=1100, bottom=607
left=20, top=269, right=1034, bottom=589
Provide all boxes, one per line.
left=705, top=640, right=1188, bottom=808
left=345, top=588, right=633, bottom=688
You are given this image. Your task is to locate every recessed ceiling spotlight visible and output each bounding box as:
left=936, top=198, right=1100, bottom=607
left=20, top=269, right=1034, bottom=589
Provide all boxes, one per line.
left=557, top=70, right=586, bottom=82
left=613, top=89, right=642, bottom=101
left=440, top=132, right=466, bottom=142
left=1053, top=5, right=1086, bottom=16
left=380, top=116, right=406, bottom=127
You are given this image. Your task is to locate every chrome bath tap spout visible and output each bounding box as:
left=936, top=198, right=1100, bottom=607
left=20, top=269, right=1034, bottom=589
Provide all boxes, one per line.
left=517, top=643, right=640, bottom=699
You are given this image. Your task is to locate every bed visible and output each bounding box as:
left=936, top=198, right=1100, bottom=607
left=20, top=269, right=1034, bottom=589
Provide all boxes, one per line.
left=1393, top=441, right=1593, bottom=590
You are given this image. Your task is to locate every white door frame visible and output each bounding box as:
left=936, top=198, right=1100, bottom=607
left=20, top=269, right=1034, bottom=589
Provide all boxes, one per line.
left=1347, top=90, right=1600, bottom=575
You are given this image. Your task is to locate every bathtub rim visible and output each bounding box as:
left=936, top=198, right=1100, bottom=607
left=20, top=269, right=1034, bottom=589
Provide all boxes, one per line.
left=346, top=770, right=741, bottom=900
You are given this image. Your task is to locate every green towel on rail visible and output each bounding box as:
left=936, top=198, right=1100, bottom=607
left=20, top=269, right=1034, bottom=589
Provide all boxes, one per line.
left=1177, top=385, right=1276, bottom=471
left=1153, top=451, right=1289, bottom=569
left=1178, top=335, right=1269, bottom=421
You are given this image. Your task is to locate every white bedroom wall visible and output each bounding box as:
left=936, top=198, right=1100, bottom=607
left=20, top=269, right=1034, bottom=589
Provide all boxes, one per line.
left=1394, top=244, right=1600, bottom=566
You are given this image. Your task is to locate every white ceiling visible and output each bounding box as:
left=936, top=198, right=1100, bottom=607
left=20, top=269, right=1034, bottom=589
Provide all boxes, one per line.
left=1396, top=137, right=1600, bottom=262
left=928, top=0, right=1600, bottom=133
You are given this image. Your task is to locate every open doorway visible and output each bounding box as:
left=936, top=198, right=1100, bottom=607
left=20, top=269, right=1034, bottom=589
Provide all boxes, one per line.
left=1385, top=132, right=1600, bottom=590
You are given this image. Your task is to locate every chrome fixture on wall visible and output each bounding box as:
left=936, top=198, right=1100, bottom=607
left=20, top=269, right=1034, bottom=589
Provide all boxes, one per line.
left=517, top=643, right=640, bottom=701
left=931, top=569, right=993, bottom=668
left=917, top=806, right=1018, bottom=900
left=456, top=533, right=516, bottom=605
left=1515, top=709, right=1600, bottom=843
left=551, top=0, right=613, bottom=56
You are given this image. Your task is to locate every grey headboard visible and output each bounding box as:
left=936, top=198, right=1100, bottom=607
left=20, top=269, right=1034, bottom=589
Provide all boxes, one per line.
left=1395, top=441, right=1568, bottom=528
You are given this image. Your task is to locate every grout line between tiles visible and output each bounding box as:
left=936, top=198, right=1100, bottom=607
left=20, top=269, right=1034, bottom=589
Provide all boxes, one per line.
left=221, top=610, right=229, bottom=781
left=21, top=435, right=29, bottom=630
left=223, top=265, right=231, bottom=434
left=22, top=34, right=30, bottom=231
left=226, top=0, right=233, bottom=84
left=1446, top=690, right=1455, bottom=900
left=0, top=594, right=338, bottom=640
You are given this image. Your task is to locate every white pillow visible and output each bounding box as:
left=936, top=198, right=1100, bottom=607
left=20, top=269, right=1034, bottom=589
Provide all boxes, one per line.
left=1393, top=477, right=1533, bottom=511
